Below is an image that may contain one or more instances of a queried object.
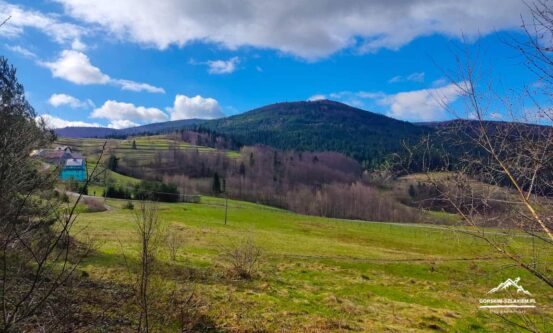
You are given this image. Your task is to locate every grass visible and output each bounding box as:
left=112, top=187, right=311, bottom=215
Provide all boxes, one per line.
left=55, top=136, right=552, bottom=331
left=56, top=135, right=238, bottom=163
left=75, top=196, right=553, bottom=332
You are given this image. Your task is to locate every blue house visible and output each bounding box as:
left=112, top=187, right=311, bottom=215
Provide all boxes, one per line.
left=60, top=158, right=87, bottom=181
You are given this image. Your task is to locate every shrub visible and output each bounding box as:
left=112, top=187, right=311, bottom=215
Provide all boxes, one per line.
left=134, top=180, right=180, bottom=202
left=105, top=185, right=132, bottom=199
left=123, top=201, right=134, bottom=210
left=221, top=238, right=262, bottom=279
left=65, top=179, right=88, bottom=195
left=82, top=197, right=106, bottom=212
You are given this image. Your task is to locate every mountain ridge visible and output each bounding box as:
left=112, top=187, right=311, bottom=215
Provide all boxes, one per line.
left=197, top=100, right=429, bottom=166
left=54, top=118, right=206, bottom=138
left=53, top=100, right=548, bottom=167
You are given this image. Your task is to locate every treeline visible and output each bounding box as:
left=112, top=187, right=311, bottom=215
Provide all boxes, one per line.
left=106, top=180, right=180, bottom=202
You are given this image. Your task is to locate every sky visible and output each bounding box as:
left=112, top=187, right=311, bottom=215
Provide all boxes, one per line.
left=0, top=0, right=544, bottom=129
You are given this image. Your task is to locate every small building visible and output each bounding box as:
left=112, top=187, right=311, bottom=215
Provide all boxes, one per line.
left=32, top=145, right=87, bottom=181
left=56, top=146, right=72, bottom=153
left=40, top=150, right=65, bottom=165
left=60, top=158, right=87, bottom=181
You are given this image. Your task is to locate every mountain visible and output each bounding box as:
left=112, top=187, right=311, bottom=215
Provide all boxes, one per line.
left=54, top=126, right=118, bottom=138
left=54, top=100, right=431, bottom=167
left=54, top=119, right=205, bottom=138
left=200, top=100, right=431, bottom=167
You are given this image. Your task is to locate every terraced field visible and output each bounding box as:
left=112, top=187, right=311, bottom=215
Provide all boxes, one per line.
left=56, top=135, right=236, bottom=163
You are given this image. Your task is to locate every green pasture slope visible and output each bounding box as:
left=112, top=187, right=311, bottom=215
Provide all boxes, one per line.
left=75, top=197, right=552, bottom=332
left=56, top=135, right=240, bottom=163
left=56, top=135, right=239, bottom=195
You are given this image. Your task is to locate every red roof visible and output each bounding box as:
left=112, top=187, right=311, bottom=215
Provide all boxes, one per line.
left=41, top=150, right=64, bottom=159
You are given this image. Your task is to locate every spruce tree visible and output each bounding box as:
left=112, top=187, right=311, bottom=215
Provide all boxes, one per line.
left=212, top=172, right=221, bottom=194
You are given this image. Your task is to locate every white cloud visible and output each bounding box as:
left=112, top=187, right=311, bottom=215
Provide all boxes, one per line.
left=0, top=1, right=85, bottom=44
left=307, top=94, right=326, bottom=101
left=312, top=84, right=465, bottom=121
left=5, top=44, right=36, bottom=59
left=490, top=112, right=502, bottom=119
left=388, top=72, right=425, bottom=83
left=111, top=79, right=165, bottom=93
left=207, top=57, right=239, bottom=74
left=41, top=50, right=109, bottom=84
left=36, top=114, right=100, bottom=128
left=380, top=83, right=464, bottom=121
left=431, top=78, right=448, bottom=87
left=311, top=91, right=384, bottom=108
left=56, top=0, right=528, bottom=59
left=168, top=94, right=224, bottom=120
left=41, top=50, right=164, bottom=93
left=48, top=93, right=92, bottom=108
left=91, top=100, right=168, bottom=123
left=71, top=38, right=87, bottom=51
left=107, top=119, right=139, bottom=129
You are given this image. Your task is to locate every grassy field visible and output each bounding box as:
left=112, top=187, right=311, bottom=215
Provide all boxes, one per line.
left=56, top=135, right=552, bottom=331
left=56, top=135, right=239, bottom=163
left=74, top=196, right=553, bottom=332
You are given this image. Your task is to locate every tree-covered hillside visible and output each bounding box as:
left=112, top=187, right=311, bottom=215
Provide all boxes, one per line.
left=202, top=100, right=431, bottom=168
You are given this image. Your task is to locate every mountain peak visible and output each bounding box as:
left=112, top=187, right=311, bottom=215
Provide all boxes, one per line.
left=202, top=99, right=428, bottom=165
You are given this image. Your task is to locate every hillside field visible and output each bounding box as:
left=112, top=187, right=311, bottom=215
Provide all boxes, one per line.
left=56, top=135, right=239, bottom=162
left=73, top=196, right=552, bottom=332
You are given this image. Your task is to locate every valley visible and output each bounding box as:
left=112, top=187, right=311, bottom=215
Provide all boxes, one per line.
left=48, top=133, right=552, bottom=331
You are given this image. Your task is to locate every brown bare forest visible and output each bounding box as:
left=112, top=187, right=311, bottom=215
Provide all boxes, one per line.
left=114, top=132, right=424, bottom=223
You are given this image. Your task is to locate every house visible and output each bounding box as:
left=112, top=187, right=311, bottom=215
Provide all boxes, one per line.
left=40, top=149, right=65, bottom=165
left=60, top=158, right=87, bottom=181
left=32, top=145, right=87, bottom=181
left=56, top=146, right=72, bottom=153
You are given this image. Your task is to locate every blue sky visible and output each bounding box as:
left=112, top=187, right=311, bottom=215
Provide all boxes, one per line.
left=0, top=0, right=544, bottom=128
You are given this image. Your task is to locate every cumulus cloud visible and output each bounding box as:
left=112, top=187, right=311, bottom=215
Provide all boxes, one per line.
left=207, top=57, right=239, bottom=74
left=48, top=93, right=92, bottom=108
left=40, top=50, right=165, bottom=93
left=380, top=83, right=465, bottom=121
left=311, top=84, right=465, bottom=121
left=388, top=72, right=425, bottom=83
left=167, top=94, right=224, bottom=120
left=5, top=44, right=36, bottom=59
left=41, top=50, right=109, bottom=84
left=56, top=0, right=527, bottom=59
left=0, top=1, right=85, bottom=45
left=36, top=114, right=101, bottom=128
left=71, top=38, right=87, bottom=51
left=107, top=119, right=139, bottom=129
left=91, top=100, right=168, bottom=123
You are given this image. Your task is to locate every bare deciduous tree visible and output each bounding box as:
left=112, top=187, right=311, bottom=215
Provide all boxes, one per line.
left=133, top=201, right=165, bottom=333
left=401, top=2, right=553, bottom=331
left=167, top=232, right=183, bottom=262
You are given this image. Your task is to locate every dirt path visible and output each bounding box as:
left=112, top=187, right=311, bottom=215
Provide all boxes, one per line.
left=59, top=189, right=112, bottom=211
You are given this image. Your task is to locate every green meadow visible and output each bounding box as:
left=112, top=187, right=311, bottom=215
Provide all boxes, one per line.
left=73, top=196, right=553, bottom=332
left=56, top=135, right=239, bottom=163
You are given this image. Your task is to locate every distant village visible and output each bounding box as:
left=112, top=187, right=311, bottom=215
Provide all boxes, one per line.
left=31, top=146, right=87, bottom=181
